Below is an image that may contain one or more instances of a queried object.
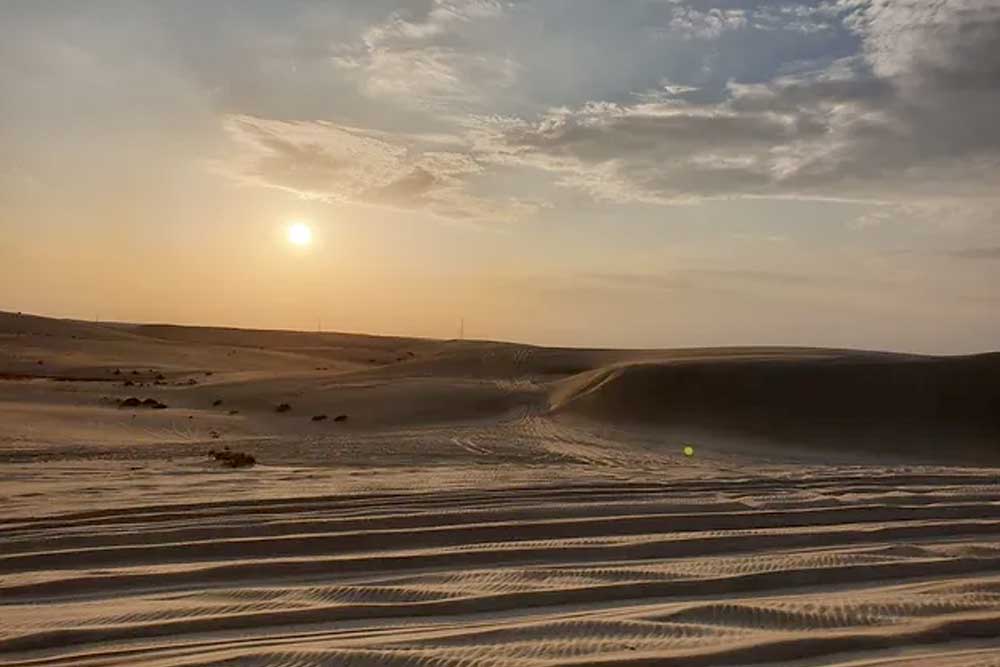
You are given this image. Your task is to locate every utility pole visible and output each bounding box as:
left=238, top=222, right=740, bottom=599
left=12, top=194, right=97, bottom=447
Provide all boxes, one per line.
left=459, top=318, right=464, bottom=340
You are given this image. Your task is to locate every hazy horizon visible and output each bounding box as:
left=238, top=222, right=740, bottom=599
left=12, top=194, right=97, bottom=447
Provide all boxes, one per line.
left=7, top=307, right=1000, bottom=359
left=3, top=1, right=999, bottom=354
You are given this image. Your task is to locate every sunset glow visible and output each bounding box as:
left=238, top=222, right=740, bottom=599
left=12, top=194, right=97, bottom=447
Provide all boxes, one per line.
left=2, top=1, right=998, bottom=351
left=287, top=222, right=313, bottom=247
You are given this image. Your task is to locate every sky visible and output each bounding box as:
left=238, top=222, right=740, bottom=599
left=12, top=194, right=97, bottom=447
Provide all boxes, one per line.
left=2, top=1, right=999, bottom=353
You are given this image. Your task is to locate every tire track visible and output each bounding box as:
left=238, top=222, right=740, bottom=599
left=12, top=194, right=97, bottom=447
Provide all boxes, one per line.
left=3, top=469, right=1000, bottom=666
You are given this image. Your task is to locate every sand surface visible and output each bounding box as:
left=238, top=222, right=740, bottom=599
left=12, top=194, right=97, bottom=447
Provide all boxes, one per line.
left=2, top=311, right=1000, bottom=666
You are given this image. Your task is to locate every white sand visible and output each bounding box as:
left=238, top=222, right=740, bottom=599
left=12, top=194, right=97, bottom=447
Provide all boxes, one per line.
left=2, top=311, right=1000, bottom=666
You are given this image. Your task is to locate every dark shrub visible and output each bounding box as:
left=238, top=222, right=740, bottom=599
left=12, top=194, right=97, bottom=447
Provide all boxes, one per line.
left=208, top=448, right=255, bottom=468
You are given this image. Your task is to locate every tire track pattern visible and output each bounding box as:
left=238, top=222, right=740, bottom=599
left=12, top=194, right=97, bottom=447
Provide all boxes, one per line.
left=3, top=469, right=1000, bottom=666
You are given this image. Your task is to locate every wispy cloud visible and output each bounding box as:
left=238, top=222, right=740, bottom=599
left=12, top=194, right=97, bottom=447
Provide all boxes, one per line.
left=219, top=114, right=540, bottom=222
left=951, top=247, right=1000, bottom=261
left=668, top=7, right=748, bottom=40
left=584, top=269, right=822, bottom=292
left=333, top=0, right=517, bottom=110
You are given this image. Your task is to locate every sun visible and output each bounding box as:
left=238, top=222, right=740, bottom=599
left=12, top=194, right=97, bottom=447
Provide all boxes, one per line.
left=287, top=222, right=313, bottom=246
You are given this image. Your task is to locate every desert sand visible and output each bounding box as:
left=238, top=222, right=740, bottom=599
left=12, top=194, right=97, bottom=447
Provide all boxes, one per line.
left=2, top=310, right=1000, bottom=666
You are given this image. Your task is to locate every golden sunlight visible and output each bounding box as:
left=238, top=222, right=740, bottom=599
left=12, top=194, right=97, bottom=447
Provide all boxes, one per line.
left=287, top=222, right=313, bottom=246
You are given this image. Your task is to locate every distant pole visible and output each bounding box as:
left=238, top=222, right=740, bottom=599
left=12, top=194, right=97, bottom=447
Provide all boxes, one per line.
left=459, top=318, right=464, bottom=340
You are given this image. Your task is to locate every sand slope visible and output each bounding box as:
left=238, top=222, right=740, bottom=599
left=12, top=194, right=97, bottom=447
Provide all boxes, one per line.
left=2, top=311, right=1000, bottom=665
left=552, top=354, right=1000, bottom=462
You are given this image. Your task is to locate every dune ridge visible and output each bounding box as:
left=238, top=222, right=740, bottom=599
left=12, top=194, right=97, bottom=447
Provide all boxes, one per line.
left=551, top=355, right=1000, bottom=460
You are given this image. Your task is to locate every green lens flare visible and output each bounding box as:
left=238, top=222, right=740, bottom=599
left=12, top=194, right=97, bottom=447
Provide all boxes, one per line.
left=683, top=445, right=694, bottom=457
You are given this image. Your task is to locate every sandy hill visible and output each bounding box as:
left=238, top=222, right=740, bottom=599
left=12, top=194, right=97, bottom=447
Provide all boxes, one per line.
left=1, top=310, right=998, bottom=464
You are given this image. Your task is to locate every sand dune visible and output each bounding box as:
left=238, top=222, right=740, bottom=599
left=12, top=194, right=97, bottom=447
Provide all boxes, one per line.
left=2, top=311, right=1000, bottom=665
left=552, top=354, right=1000, bottom=463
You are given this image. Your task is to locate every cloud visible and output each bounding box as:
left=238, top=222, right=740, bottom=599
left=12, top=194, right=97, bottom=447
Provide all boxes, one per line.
left=849, top=199, right=1000, bottom=233
left=951, top=247, right=1000, bottom=261
left=668, top=7, right=748, bottom=39
left=751, top=3, right=842, bottom=33
left=220, top=114, right=539, bottom=222
left=333, top=0, right=517, bottom=110
left=468, top=1, right=1000, bottom=207
left=468, top=88, right=845, bottom=204
left=584, top=268, right=821, bottom=292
